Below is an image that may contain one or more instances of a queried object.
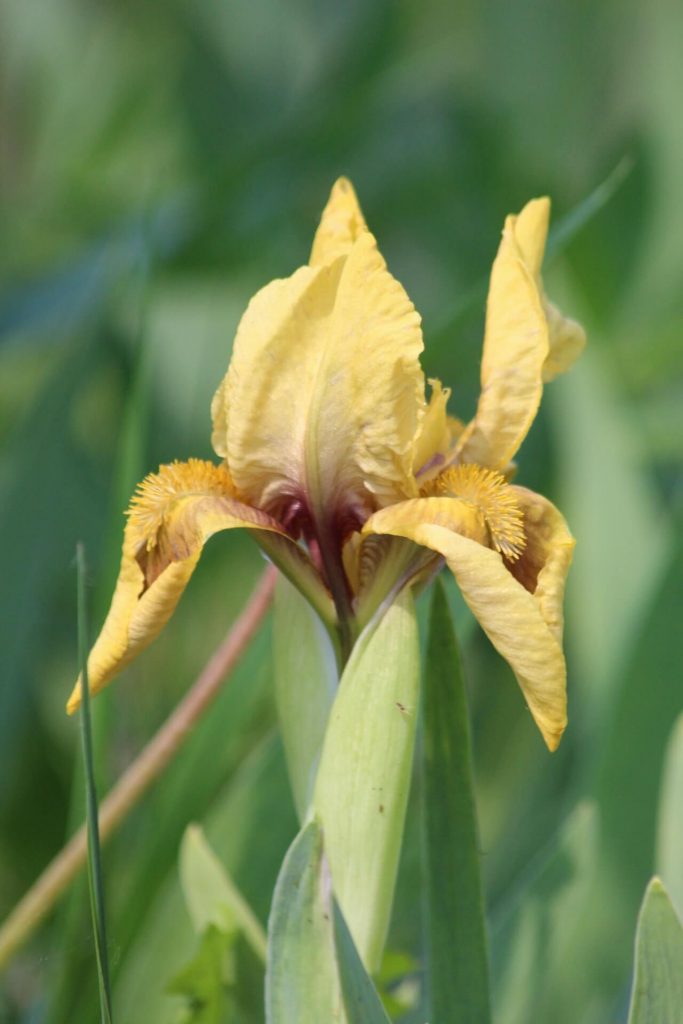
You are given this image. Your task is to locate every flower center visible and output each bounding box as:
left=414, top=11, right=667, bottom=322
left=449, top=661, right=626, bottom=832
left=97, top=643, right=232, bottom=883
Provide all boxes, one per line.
left=433, top=464, right=526, bottom=560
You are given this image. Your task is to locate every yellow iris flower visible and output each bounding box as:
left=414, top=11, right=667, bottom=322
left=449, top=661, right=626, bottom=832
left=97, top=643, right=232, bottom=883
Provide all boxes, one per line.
left=67, top=179, right=585, bottom=751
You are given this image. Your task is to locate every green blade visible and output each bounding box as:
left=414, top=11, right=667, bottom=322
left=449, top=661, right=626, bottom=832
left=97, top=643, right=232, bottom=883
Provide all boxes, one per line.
left=179, top=824, right=267, bottom=962
left=265, top=820, right=342, bottom=1023
left=627, top=877, right=683, bottom=1024
left=657, top=714, right=683, bottom=919
left=422, top=579, right=491, bottom=1024
left=333, top=901, right=391, bottom=1024
left=76, top=543, right=114, bottom=1024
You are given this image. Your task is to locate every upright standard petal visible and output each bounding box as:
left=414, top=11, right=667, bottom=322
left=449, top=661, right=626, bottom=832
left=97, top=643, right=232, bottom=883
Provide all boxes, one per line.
left=455, top=210, right=549, bottom=469
left=457, top=199, right=585, bottom=469
left=212, top=231, right=425, bottom=536
left=309, top=177, right=368, bottom=267
left=362, top=495, right=570, bottom=750
left=66, top=460, right=290, bottom=712
left=513, top=199, right=586, bottom=382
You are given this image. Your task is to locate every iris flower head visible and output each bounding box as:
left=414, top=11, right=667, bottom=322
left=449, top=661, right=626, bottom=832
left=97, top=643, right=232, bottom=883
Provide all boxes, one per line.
left=68, top=179, right=585, bottom=751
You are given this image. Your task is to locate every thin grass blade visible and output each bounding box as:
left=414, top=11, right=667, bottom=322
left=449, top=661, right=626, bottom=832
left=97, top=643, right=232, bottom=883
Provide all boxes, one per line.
left=76, top=543, right=114, bottom=1024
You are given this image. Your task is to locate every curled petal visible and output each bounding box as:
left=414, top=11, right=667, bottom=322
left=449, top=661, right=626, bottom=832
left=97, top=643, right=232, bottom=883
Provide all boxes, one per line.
left=506, top=486, right=575, bottom=646
left=309, top=177, right=368, bottom=267
left=542, top=298, right=586, bottom=382
left=363, top=497, right=488, bottom=548
left=212, top=230, right=425, bottom=526
left=363, top=498, right=570, bottom=750
left=67, top=460, right=303, bottom=712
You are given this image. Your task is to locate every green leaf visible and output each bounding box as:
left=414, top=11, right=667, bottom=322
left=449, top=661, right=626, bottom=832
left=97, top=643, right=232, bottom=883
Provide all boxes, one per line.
left=273, top=576, right=338, bottom=820
left=333, top=901, right=391, bottom=1024
left=313, top=588, right=420, bottom=971
left=657, top=715, right=683, bottom=919
left=179, top=825, right=267, bottom=963
left=422, top=579, right=491, bottom=1024
left=628, top=878, right=683, bottom=1024
left=168, top=925, right=236, bottom=1024
left=265, top=820, right=342, bottom=1023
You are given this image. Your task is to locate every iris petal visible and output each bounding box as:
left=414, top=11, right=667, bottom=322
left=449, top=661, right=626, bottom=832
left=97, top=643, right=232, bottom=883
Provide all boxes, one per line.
left=309, top=176, right=368, bottom=267
left=211, top=229, right=425, bottom=527
left=362, top=495, right=571, bottom=750
left=66, top=460, right=309, bottom=711
left=456, top=198, right=585, bottom=469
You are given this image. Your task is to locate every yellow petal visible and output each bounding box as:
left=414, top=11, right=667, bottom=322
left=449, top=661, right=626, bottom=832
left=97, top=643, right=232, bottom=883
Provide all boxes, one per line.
left=309, top=177, right=368, bottom=267
left=542, top=298, right=587, bottom=382
left=513, top=198, right=586, bottom=382
left=66, top=460, right=287, bottom=712
left=362, top=497, right=569, bottom=750
left=212, top=230, right=425, bottom=528
left=457, top=198, right=585, bottom=468
left=412, top=378, right=452, bottom=482
left=456, top=208, right=549, bottom=469
left=507, top=486, right=575, bottom=647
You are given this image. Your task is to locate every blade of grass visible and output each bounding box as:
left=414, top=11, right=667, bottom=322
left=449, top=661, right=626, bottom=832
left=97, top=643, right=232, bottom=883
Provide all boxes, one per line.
left=0, top=565, right=277, bottom=970
left=422, top=579, right=491, bottom=1023
left=76, top=543, right=114, bottom=1024
left=430, top=155, right=634, bottom=339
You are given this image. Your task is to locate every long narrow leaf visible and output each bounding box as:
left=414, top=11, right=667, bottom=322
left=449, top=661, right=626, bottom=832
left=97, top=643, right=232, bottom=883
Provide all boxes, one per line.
left=627, top=877, right=683, bottom=1024
left=76, top=543, right=114, bottom=1024
left=265, top=819, right=342, bottom=1023
left=422, top=579, right=491, bottom=1023
left=333, top=901, right=391, bottom=1024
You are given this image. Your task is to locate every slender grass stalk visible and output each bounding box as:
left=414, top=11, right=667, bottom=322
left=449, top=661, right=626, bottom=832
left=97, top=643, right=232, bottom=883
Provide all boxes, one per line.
left=0, top=564, right=277, bottom=970
left=76, top=543, right=114, bottom=1023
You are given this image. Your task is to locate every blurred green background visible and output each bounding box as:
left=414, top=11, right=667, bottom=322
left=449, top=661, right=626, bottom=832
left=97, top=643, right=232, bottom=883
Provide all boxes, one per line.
left=1, top=0, right=682, bottom=1021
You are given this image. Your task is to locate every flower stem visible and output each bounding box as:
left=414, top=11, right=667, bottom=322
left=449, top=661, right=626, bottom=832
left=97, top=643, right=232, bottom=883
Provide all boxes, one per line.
left=0, top=565, right=277, bottom=971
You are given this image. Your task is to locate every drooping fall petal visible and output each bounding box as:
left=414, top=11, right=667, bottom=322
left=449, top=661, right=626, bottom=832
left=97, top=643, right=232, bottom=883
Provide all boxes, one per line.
left=309, top=176, right=368, bottom=267
left=211, top=229, right=425, bottom=529
left=66, top=460, right=297, bottom=712
left=362, top=493, right=571, bottom=750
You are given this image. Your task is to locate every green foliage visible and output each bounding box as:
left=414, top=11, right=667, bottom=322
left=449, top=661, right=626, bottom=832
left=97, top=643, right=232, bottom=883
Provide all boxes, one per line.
left=76, top=544, right=113, bottom=1024
left=422, top=580, right=491, bottom=1023
left=657, top=715, right=683, bottom=918
left=179, top=826, right=266, bottom=963
left=171, top=826, right=267, bottom=1023
left=169, top=926, right=236, bottom=1024
left=333, top=902, right=392, bottom=1024
left=627, top=879, right=683, bottom=1024
left=265, top=821, right=342, bottom=1023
